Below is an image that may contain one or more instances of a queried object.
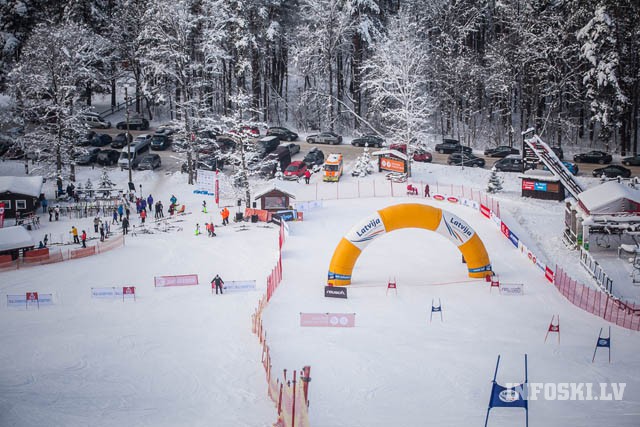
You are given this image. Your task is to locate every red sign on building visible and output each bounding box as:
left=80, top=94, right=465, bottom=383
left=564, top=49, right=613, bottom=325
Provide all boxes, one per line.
left=522, top=180, right=535, bottom=191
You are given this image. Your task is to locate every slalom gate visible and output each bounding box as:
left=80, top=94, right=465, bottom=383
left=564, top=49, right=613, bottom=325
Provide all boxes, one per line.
left=251, top=220, right=312, bottom=427
left=296, top=178, right=639, bottom=331
left=0, top=234, right=125, bottom=271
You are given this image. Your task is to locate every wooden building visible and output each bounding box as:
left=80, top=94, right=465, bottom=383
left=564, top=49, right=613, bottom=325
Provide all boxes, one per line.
left=0, top=176, right=44, bottom=219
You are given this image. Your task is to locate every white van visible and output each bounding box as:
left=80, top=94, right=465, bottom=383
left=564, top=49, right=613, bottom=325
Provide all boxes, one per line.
left=118, top=138, right=150, bottom=170
left=81, top=113, right=111, bottom=129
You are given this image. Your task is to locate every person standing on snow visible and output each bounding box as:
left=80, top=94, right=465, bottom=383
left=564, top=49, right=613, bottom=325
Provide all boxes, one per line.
left=140, top=209, right=147, bottom=224
left=304, top=169, right=311, bottom=184
left=70, top=226, right=79, bottom=244
left=122, top=217, right=130, bottom=235
left=93, top=217, right=100, bottom=233
left=147, top=194, right=153, bottom=210
left=202, top=200, right=207, bottom=213
left=221, top=207, right=230, bottom=226
left=424, top=184, right=430, bottom=198
left=170, top=194, right=177, bottom=206
left=211, top=274, right=224, bottom=294
left=195, top=223, right=201, bottom=236
left=112, top=208, right=119, bottom=224
left=99, top=223, right=105, bottom=242
left=81, top=230, right=87, bottom=248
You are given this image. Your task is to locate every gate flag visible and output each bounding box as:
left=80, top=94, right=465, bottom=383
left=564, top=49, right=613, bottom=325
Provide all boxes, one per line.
left=485, top=354, right=529, bottom=427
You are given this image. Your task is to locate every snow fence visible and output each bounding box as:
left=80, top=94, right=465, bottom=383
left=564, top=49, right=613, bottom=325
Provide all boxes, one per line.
left=251, top=220, right=312, bottom=427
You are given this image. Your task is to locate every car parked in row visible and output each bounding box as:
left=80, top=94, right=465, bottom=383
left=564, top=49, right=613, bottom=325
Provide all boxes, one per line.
left=389, top=143, right=432, bottom=162
left=351, top=134, right=384, bottom=148
left=493, top=155, right=526, bottom=172
left=90, top=133, right=112, bottom=147
left=136, top=153, right=162, bottom=170
left=622, top=155, right=640, bottom=166
left=542, top=161, right=579, bottom=175
left=303, top=147, right=325, bottom=167
left=282, top=142, right=300, bottom=156
left=77, top=131, right=96, bottom=147
left=267, top=127, right=298, bottom=141
left=573, top=150, right=612, bottom=164
left=307, top=131, right=342, bottom=145
left=592, top=165, right=631, bottom=178
left=81, top=112, right=111, bottom=129
left=96, top=149, right=120, bottom=166
left=283, top=161, right=308, bottom=180
left=111, top=132, right=133, bottom=149
left=181, top=155, right=225, bottom=174
left=435, top=138, right=472, bottom=154
left=484, top=145, right=520, bottom=158
left=447, top=152, right=485, bottom=167
left=151, top=132, right=172, bottom=150
left=116, top=116, right=149, bottom=130
left=75, top=147, right=101, bottom=165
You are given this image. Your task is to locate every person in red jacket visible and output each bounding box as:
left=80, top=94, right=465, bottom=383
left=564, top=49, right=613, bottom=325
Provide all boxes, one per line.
left=303, top=169, right=311, bottom=184
left=81, top=230, right=87, bottom=248
left=140, top=209, right=147, bottom=224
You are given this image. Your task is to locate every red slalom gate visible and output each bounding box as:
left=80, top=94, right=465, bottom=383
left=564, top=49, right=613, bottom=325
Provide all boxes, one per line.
left=544, top=315, right=560, bottom=344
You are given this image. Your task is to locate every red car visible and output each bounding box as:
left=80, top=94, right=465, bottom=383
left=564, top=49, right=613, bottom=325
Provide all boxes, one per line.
left=283, top=161, right=308, bottom=180
left=389, top=143, right=432, bottom=162
left=230, top=125, right=260, bottom=138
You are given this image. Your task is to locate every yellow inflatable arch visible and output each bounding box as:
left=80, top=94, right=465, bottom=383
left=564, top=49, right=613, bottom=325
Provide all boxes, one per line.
left=327, top=203, right=492, bottom=286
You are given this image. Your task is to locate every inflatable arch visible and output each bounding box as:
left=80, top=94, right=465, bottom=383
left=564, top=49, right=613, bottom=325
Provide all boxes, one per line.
left=327, top=203, right=492, bottom=286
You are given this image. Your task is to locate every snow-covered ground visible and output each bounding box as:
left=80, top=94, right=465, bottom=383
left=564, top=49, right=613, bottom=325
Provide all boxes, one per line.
left=0, top=159, right=638, bottom=426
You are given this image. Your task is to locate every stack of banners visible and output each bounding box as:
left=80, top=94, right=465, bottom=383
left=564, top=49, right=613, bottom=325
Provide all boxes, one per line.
left=499, top=283, right=525, bottom=296
left=299, top=312, right=356, bottom=327
left=91, top=286, right=136, bottom=300
left=194, top=169, right=216, bottom=196
left=154, top=274, right=199, bottom=287
left=6, top=293, right=54, bottom=308
left=221, top=280, right=256, bottom=293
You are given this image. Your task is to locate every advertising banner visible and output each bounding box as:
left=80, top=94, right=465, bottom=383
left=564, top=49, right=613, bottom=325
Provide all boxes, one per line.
left=91, top=287, right=136, bottom=300
left=7, top=293, right=54, bottom=307
left=534, top=182, right=548, bottom=191
left=300, top=313, right=356, bottom=327
left=522, top=180, right=535, bottom=190
left=500, top=222, right=510, bottom=239
left=545, top=266, right=555, bottom=283
left=379, top=156, right=406, bottom=173
left=499, top=283, right=524, bottom=296
left=490, top=211, right=502, bottom=228
left=0, top=202, right=4, bottom=228
left=324, top=286, right=348, bottom=299
left=154, top=274, right=199, bottom=287
left=221, top=280, right=256, bottom=292
left=480, top=204, right=491, bottom=218
left=194, top=169, right=216, bottom=196
left=508, top=230, right=519, bottom=248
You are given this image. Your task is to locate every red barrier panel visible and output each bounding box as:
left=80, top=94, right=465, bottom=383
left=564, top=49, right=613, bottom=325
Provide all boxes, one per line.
left=69, top=246, right=96, bottom=259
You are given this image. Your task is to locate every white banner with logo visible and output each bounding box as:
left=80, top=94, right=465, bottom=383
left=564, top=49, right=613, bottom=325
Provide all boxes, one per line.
left=499, top=283, right=524, bottom=296
left=6, top=293, right=54, bottom=307
left=195, top=169, right=216, bottom=196
left=222, top=280, right=257, bottom=292
left=295, top=200, right=323, bottom=212
left=91, top=287, right=136, bottom=299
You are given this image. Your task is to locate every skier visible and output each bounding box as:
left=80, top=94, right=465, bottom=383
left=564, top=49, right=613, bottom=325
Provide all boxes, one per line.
left=157, top=201, right=164, bottom=218
left=48, top=207, right=53, bottom=222
left=195, top=223, right=201, bottom=236
left=70, top=226, right=79, bottom=244
left=112, top=208, right=119, bottom=224
left=41, top=197, right=48, bottom=214
left=424, top=184, right=431, bottom=198
left=147, top=194, right=153, bottom=210
left=304, top=169, right=311, bottom=184
left=43, top=234, right=48, bottom=247
left=211, top=274, right=224, bottom=295
left=54, top=205, right=60, bottom=221
left=125, top=206, right=130, bottom=219
left=140, top=209, right=147, bottom=224
left=81, top=230, right=87, bottom=248
left=122, top=217, right=130, bottom=235
left=170, top=194, right=177, bottom=205
left=99, top=223, right=105, bottom=242
left=202, top=200, right=207, bottom=213
left=221, top=207, right=230, bottom=226
left=93, top=217, right=100, bottom=233
left=210, top=222, right=216, bottom=237
left=118, top=204, right=124, bottom=222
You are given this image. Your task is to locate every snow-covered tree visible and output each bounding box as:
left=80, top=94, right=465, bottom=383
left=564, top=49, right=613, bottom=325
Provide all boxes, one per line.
left=362, top=9, right=433, bottom=177
left=487, top=168, right=503, bottom=194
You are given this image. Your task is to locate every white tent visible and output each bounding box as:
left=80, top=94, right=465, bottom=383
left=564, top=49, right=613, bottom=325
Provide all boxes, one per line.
left=577, top=181, right=640, bottom=215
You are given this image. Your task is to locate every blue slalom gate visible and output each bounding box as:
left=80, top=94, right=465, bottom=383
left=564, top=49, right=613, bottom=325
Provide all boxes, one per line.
left=485, top=354, right=528, bottom=427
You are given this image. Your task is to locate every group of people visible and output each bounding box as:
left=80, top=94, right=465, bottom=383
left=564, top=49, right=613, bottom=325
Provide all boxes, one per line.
left=407, top=184, right=431, bottom=197
left=47, top=205, right=61, bottom=221
left=69, top=226, right=87, bottom=248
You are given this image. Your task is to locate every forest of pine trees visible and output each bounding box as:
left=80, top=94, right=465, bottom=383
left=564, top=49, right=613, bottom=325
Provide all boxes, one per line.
left=1, top=0, right=639, bottom=157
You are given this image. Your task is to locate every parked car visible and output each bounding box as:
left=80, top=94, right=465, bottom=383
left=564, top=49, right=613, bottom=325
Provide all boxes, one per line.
left=151, top=133, right=172, bottom=150
left=622, top=155, right=640, bottom=166
left=136, top=153, right=162, bottom=170
left=592, top=165, right=631, bottom=178
left=351, top=134, right=384, bottom=148
left=155, top=126, right=177, bottom=137
left=283, top=161, right=308, bottom=180
left=435, top=138, right=472, bottom=154
left=133, top=134, right=153, bottom=147
left=215, top=133, right=237, bottom=151
left=306, top=132, right=342, bottom=145
left=75, top=147, right=101, bottom=165
left=282, top=142, right=300, bottom=156
left=303, top=147, right=325, bottom=167
left=447, top=152, right=485, bottom=167
left=255, top=136, right=280, bottom=158
left=3, top=145, right=25, bottom=160
left=484, top=145, right=520, bottom=158
left=90, top=133, right=112, bottom=147
left=390, top=143, right=432, bottom=162
left=116, top=116, right=149, bottom=130
left=412, top=149, right=432, bottom=163
left=267, top=127, right=298, bottom=141
left=542, top=161, right=579, bottom=175
left=573, top=150, right=612, bottom=164
left=77, top=131, right=96, bottom=147
left=181, top=155, right=225, bottom=173
left=81, top=113, right=111, bottom=129
left=230, top=125, right=260, bottom=138
left=96, top=149, right=120, bottom=166
left=111, top=132, right=133, bottom=149
left=493, top=155, right=526, bottom=173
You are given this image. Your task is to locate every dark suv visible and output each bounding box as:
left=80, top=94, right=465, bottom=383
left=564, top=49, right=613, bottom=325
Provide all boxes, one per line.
left=151, top=133, right=172, bottom=150
left=116, top=116, right=149, bottom=130
left=435, top=138, right=472, bottom=154
left=447, top=152, right=485, bottom=167
left=303, top=147, right=324, bottom=167
left=267, top=127, right=298, bottom=141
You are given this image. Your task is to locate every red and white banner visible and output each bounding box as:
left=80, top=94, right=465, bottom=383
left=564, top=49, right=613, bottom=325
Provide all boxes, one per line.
left=480, top=204, right=490, bottom=219
left=215, top=170, right=220, bottom=206
left=154, top=274, right=199, bottom=287
left=0, top=202, right=5, bottom=228
left=500, top=222, right=510, bottom=239
left=6, top=293, right=54, bottom=307
left=300, top=313, right=356, bottom=327
left=545, top=266, right=555, bottom=283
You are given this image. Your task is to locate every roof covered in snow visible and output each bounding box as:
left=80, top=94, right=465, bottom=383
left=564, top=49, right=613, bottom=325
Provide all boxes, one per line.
left=518, top=170, right=561, bottom=182
left=253, top=185, right=296, bottom=200
left=0, top=226, right=35, bottom=251
left=578, top=181, right=640, bottom=215
left=370, top=149, right=408, bottom=161
left=0, top=176, right=44, bottom=198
